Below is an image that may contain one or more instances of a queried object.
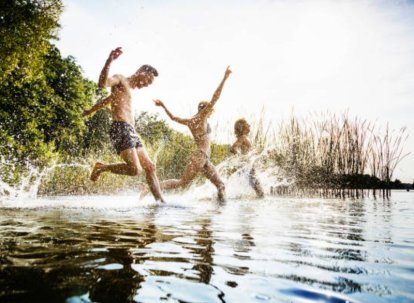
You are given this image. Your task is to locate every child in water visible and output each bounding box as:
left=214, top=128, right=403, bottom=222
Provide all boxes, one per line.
left=230, top=118, right=264, bottom=198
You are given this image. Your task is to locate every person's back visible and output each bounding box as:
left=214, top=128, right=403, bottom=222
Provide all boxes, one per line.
left=231, top=134, right=251, bottom=155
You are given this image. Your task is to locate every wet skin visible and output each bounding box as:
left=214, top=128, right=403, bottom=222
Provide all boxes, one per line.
left=152, top=67, right=232, bottom=202
left=82, top=47, right=164, bottom=202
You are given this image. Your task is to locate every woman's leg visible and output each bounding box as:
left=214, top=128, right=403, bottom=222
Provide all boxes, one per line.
left=161, top=152, right=206, bottom=190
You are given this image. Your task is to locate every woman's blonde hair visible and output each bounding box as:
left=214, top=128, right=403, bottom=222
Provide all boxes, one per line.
left=198, top=101, right=209, bottom=112
left=197, top=101, right=214, bottom=118
left=234, top=118, right=250, bottom=137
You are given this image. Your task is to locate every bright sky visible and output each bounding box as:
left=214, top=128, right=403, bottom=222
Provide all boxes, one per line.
left=56, top=0, right=414, bottom=182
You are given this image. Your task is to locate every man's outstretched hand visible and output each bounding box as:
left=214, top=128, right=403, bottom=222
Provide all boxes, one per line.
left=109, top=47, right=123, bottom=61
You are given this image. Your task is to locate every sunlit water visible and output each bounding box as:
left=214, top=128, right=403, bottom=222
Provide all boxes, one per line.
left=0, top=190, right=413, bottom=303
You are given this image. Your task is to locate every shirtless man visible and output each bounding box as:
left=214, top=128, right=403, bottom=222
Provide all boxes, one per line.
left=82, top=47, right=165, bottom=202
left=230, top=118, right=264, bottom=198
left=150, top=66, right=232, bottom=202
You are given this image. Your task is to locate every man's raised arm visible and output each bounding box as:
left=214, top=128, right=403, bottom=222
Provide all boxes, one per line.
left=98, top=47, right=123, bottom=88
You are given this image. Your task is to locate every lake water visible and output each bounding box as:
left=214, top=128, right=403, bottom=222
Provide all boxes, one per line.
left=0, top=191, right=413, bottom=302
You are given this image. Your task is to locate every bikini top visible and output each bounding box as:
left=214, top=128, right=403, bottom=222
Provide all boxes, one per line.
left=206, top=122, right=211, bottom=135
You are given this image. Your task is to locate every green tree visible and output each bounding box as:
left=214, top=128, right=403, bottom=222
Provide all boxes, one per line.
left=135, top=111, right=173, bottom=145
left=0, top=0, right=62, bottom=163
left=0, top=44, right=98, bottom=163
left=0, top=0, right=62, bottom=83
left=42, top=45, right=99, bottom=156
left=83, top=108, right=112, bottom=155
left=0, top=1, right=99, bottom=163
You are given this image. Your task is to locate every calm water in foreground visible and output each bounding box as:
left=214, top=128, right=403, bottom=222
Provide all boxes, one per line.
left=0, top=191, right=413, bottom=303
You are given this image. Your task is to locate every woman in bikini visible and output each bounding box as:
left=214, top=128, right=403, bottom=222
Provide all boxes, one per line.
left=152, top=66, right=232, bottom=202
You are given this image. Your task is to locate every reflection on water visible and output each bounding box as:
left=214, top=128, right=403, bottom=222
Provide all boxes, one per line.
left=0, top=191, right=414, bottom=302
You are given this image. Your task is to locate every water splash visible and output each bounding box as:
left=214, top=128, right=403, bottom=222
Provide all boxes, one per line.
left=0, top=160, right=89, bottom=204
left=0, top=145, right=293, bottom=206
left=191, top=146, right=294, bottom=200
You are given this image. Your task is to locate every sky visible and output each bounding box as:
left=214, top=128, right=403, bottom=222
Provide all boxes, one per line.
left=56, top=0, right=414, bottom=182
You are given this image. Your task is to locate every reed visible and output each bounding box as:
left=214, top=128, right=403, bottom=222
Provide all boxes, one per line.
left=263, top=111, right=409, bottom=198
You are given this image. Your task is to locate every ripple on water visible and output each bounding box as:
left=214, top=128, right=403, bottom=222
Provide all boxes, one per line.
left=134, top=276, right=225, bottom=303
left=279, top=287, right=358, bottom=303
left=97, top=263, right=124, bottom=270
left=0, top=192, right=414, bottom=302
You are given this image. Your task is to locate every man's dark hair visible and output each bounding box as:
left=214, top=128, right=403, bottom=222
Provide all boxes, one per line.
left=138, top=64, right=158, bottom=77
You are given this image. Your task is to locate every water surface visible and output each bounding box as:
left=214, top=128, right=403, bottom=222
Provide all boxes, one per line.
left=0, top=191, right=413, bottom=302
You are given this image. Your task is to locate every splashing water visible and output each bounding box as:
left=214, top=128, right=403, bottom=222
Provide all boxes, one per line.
left=0, top=160, right=89, bottom=205
left=0, top=146, right=292, bottom=206
left=212, top=146, right=294, bottom=199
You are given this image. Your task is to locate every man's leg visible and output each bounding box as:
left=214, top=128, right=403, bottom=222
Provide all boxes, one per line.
left=136, top=147, right=165, bottom=202
left=203, top=161, right=226, bottom=202
left=90, top=148, right=142, bottom=181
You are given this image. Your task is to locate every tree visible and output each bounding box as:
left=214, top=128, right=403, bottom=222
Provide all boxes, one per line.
left=0, top=0, right=62, bottom=83
left=83, top=107, right=112, bottom=155
left=0, top=44, right=99, bottom=162
left=42, top=45, right=99, bottom=156
left=135, top=112, right=173, bottom=145
left=0, top=1, right=99, bottom=163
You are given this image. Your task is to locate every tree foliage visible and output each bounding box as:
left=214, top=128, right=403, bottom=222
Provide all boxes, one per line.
left=0, top=0, right=62, bottom=83
left=0, top=1, right=99, bottom=163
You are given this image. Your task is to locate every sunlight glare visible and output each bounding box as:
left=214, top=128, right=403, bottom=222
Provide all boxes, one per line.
left=284, top=7, right=352, bottom=82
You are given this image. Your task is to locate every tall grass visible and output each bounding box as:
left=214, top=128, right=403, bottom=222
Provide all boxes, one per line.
left=266, top=111, right=409, bottom=198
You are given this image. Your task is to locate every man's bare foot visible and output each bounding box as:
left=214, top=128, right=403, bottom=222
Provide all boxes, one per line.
left=90, top=162, right=104, bottom=182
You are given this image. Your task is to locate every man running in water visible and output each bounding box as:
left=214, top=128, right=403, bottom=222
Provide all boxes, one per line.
left=149, top=66, right=232, bottom=202
left=82, top=47, right=165, bottom=202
